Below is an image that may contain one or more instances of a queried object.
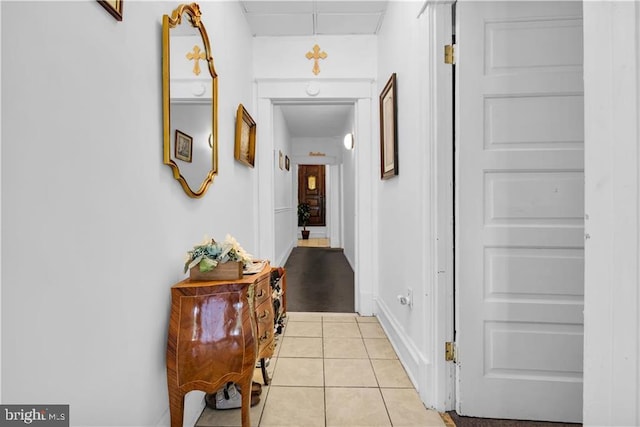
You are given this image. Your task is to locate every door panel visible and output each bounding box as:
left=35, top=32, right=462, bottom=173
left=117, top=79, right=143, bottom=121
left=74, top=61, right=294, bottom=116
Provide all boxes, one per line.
left=298, top=165, right=326, bottom=226
left=457, top=1, right=584, bottom=422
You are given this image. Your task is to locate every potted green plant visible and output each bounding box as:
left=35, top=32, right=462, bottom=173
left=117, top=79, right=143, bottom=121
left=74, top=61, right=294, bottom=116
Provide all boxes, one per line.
left=297, top=202, right=311, bottom=239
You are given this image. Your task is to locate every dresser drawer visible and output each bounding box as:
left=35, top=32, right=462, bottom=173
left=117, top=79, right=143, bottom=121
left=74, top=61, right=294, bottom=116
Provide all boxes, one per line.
left=256, top=298, right=274, bottom=347
left=254, top=276, right=271, bottom=306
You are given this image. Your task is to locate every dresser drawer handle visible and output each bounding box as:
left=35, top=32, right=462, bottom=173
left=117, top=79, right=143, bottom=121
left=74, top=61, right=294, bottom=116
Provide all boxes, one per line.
left=259, top=310, right=269, bottom=320
left=256, top=289, right=265, bottom=298
left=259, top=332, right=270, bottom=343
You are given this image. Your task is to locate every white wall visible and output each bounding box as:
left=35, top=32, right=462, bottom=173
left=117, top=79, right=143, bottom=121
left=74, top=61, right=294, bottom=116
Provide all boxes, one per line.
left=1, top=1, right=254, bottom=425
left=253, top=35, right=376, bottom=80
left=375, top=0, right=435, bottom=402
left=339, top=109, right=357, bottom=265
left=583, top=2, right=640, bottom=425
left=291, top=137, right=343, bottom=165
left=273, top=106, right=295, bottom=266
left=342, top=136, right=357, bottom=268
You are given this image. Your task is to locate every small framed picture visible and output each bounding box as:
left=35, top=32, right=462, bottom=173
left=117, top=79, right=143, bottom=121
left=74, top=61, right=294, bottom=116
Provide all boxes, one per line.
left=175, top=130, right=193, bottom=163
left=97, top=0, right=123, bottom=21
left=279, top=150, right=284, bottom=170
left=380, top=73, right=398, bottom=179
left=234, top=104, right=257, bottom=168
left=285, top=155, right=290, bottom=171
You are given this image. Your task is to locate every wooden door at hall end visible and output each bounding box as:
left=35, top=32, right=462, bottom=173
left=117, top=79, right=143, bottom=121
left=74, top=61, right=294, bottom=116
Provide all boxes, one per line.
left=298, top=165, right=326, bottom=226
left=456, top=1, right=585, bottom=423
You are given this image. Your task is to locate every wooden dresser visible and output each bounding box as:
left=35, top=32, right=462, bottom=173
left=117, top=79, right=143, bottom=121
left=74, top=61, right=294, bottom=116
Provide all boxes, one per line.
left=254, top=268, right=275, bottom=384
left=166, top=263, right=274, bottom=427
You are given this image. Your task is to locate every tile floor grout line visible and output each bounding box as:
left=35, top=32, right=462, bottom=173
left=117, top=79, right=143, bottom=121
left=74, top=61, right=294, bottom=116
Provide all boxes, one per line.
left=257, top=340, right=280, bottom=427
left=196, top=313, right=445, bottom=427
left=322, top=316, right=328, bottom=427
left=363, top=319, right=395, bottom=426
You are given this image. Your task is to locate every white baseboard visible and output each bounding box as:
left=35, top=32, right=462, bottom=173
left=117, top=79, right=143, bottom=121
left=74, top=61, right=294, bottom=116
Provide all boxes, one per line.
left=374, top=298, right=434, bottom=409
left=276, top=241, right=295, bottom=268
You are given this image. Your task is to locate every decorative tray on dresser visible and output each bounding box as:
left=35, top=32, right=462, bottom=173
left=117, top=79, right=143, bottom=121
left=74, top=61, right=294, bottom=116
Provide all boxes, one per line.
left=166, top=262, right=274, bottom=427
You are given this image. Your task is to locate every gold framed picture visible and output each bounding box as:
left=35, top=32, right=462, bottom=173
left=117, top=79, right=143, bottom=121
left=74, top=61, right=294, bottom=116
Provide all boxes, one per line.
left=97, top=0, right=123, bottom=21
left=175, top=130, right=193, bottom=163
left=234, top=104, right=256, bottom=168
left=380, top=73, right=398, bottom=179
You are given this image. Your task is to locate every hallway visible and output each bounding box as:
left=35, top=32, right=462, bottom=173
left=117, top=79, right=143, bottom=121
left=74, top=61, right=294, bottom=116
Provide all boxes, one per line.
left=2, top=2, right=639, bottom=426
left=196, top=312, right=445, bottom=426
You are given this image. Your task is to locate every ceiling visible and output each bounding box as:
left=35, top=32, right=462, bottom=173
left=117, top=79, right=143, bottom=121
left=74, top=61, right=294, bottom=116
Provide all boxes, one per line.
left=240, top=1, right=386, bottom=139
left=279, top=103, right=354, bottom=138
left=240, top=1, right=388, bottom=37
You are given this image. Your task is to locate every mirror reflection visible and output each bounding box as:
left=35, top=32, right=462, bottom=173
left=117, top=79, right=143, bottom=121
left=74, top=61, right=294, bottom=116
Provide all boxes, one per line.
left=162, top=3, right=218, bottom=198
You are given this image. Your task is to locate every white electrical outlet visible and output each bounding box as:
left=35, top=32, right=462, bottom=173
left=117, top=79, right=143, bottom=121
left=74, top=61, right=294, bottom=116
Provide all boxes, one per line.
left=397, top=289, right=414, bottom=308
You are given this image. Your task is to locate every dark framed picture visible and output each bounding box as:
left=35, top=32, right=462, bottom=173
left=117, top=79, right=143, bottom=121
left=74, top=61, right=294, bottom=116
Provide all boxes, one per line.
left=380, top=73, right=398, bottom=179
left=97, top=0, right=123, bottom=21
left=234, top=104, right=256, bottom=168
left=285, top=155, right=290, bottom=171
left=175, top=130, right=193, bottom=163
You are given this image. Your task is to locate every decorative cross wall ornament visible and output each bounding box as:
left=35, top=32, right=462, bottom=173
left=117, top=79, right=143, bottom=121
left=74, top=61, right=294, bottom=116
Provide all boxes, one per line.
left=186, top=45, right=206, bottom=76
left=305, top=44, right=327, bottom=75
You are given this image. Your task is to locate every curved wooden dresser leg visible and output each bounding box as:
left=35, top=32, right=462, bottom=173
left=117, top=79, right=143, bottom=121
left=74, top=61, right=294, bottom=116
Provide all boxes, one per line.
left=240, top=376, right=252, bottom=427
left=168, top=388, right=184, bottom=427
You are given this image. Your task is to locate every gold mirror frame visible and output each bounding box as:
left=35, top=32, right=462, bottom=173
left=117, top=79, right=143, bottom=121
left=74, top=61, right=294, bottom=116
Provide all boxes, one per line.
left=162, top=3, right=218, bottom=198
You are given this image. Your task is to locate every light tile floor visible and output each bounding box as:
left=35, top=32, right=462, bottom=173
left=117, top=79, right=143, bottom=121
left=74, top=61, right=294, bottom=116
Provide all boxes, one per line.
left=296, top=238, right=330, bottom=247
left=196, top=312, right=446, bottom=427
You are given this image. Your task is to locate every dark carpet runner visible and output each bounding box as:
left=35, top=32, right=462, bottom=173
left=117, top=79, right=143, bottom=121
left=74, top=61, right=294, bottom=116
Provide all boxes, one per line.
left=283, top=247, right=354, bottom=313
left=446, top=412, right=582, bottom=427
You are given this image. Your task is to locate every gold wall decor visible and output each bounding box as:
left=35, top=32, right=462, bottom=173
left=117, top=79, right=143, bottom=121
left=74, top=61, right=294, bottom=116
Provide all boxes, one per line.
left=162, top=3, right=219, bottom=198
left=305, top=44, right=327, bottom=76
left=309, top=151, right=326, bottom=157
left=234, top=104, right=256, bottom=168
left=98, top=0, right=123, bottom=21
left=186, top=45, right=206, bottom=76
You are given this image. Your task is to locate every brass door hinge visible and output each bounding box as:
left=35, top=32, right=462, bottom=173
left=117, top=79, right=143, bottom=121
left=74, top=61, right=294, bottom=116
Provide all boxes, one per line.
left=444, top=44, right=455, bottom=65
left=445, top=341, right=457, bottom=362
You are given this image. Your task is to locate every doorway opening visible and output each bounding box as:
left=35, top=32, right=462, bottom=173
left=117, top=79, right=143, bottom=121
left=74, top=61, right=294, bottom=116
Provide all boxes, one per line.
left=273, top=99, right=356, bottom=253
left=256, top=78, right=376, bottom=316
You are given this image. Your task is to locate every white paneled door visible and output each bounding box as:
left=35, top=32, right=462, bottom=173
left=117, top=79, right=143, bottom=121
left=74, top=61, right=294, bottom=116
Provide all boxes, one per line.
left=456, top=1, right=584, bottom=422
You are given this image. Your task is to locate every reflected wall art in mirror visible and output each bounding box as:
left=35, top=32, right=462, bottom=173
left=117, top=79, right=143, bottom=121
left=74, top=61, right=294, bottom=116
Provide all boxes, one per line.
left=162, top=3, right=218, bottom=198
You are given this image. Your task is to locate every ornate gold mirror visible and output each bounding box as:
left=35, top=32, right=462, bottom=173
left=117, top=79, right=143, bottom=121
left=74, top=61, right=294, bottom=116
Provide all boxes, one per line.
left=162, top=3, right=218, bottom=198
